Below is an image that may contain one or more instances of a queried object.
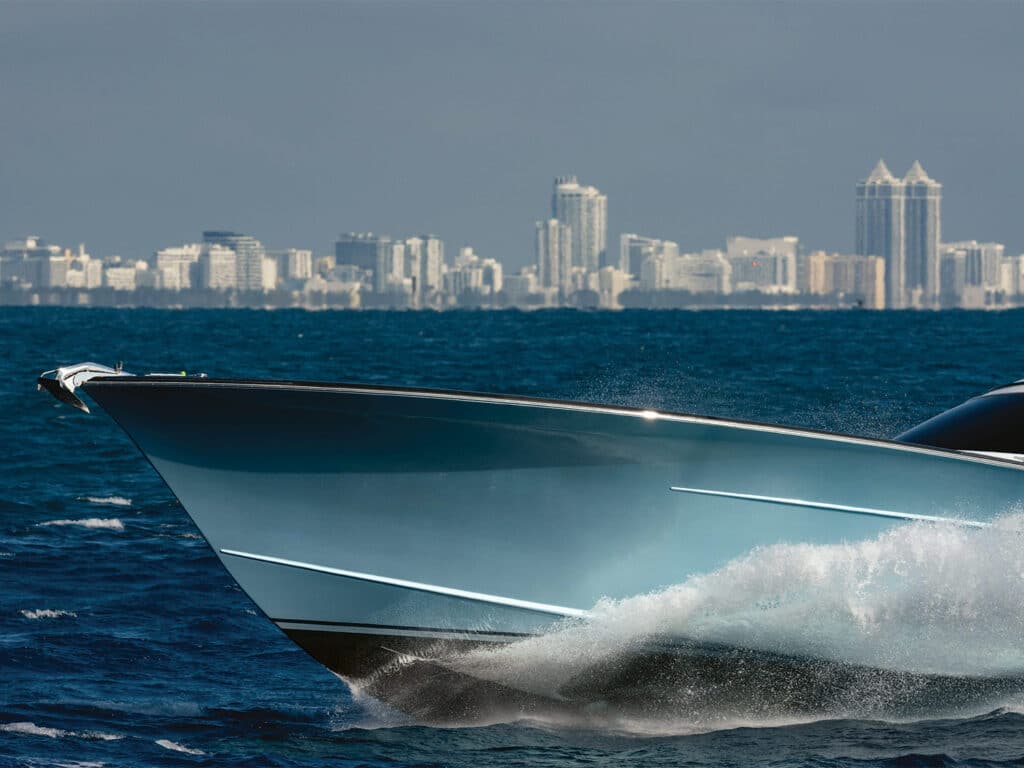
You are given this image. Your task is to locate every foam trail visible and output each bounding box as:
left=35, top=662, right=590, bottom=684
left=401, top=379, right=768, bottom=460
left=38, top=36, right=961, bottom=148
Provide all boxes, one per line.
left=446, top=513, right=1024, bottom=717
left=38, top=518, right=124, bottom=532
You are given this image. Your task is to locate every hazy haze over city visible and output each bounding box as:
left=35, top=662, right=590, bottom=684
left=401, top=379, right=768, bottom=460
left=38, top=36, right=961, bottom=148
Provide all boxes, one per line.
left=2, top=1, right=1023, bottom=266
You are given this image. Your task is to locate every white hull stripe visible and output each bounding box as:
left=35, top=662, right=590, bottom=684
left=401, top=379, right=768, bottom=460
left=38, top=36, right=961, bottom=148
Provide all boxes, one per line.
left=669, top=486, right=989, bottom=528
left=220, top=548, right=589, bottom=618
left=274, top=621, right=518, bottom=642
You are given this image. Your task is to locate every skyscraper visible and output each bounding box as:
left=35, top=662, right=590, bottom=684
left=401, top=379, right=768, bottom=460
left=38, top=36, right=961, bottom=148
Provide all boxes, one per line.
left=856, top=160, right=905, bottom=309
left=535, top=218, right=571, bottom=294
left=902, top=161, right=942, bottom=307
left=856, top=160, right=942, bottom=309
left=551, top=176, right=607, bottom=273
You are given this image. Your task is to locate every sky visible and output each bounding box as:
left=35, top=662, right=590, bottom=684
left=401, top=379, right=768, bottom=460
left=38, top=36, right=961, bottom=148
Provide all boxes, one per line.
left=2, top=1, right=1023, bottom=268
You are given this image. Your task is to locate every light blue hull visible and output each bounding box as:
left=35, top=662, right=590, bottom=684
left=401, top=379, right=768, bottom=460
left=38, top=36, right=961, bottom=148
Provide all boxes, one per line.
left=81, top=378, right=1024, bottom=657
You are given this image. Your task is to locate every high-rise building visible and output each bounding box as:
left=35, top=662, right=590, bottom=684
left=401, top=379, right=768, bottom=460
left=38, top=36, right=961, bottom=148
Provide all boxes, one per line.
left=403, top=236, right=445, bottom=305
left=480, top=258, right=503, bottom=295
left=638, top=250, right=732, bottom=294
left=857, top=160, right=906, bottom=308
left=674, top=251, right=732, bottom=294
left=597, top=266, right=630, bottom=309
left=104, top=263, right=142, bottom=291
left=535, top=219, right=571, bottom=295
left=806, top=251, right=886, bottom=309
left=854, top=256, right=887, bottom=310
left=502, top=270, right=538, bottom=304
left=260, top=257, right=279, bottom=292
left=335, top=233, right=385, bottom=272
left=284, top=249, right=313, bottom=281
left=856, top=160, right=942, bottom=309
left=374, top=240, right=406, bottom=294
left=155, top=244, right=201, bottom=289
left=198, top=244, right=237, bottom=290
left=445, top=248, right=487, bottom=297
left=903, top=161, right=942, bottom=307
left=202, top=231, right=265, bottom=292
left=619, top=234, right=679, bottom=278
left=419, top=236, right=445, bottom=295
left=725, top=236, right=798, bottom=294
left=0, top=236, right=63, bottom=288
left=939, top=249, right=967, bottom=308
left=943, top=240, right=1004, bottom=289
left=551, top=176, right=607, bottom=273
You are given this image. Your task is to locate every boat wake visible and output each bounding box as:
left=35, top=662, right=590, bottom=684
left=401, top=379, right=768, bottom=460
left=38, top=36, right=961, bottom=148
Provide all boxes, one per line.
left=351, top=512, right=1024, bottom=729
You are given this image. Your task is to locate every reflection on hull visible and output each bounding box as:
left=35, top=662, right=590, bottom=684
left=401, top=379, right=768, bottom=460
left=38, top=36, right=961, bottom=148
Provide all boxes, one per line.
left=35, top=369, right=1024, bottom=722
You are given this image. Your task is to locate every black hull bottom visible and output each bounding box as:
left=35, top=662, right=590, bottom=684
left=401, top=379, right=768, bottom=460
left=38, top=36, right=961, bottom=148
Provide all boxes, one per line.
left=283, top=629, right=545, bottom=724
left=284, top=628, right=1024, bottom=727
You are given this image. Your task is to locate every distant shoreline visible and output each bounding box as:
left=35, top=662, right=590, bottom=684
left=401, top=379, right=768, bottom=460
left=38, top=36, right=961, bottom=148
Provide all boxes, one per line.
left=3, top=295, right=1020, bottom=313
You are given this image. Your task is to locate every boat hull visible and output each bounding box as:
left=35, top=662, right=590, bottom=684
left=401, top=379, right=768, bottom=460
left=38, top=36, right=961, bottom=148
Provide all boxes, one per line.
left=80, top=378, right=1024, bottom=717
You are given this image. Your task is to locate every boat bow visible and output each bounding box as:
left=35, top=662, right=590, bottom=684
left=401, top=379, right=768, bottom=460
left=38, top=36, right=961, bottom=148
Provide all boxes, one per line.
left=37, top=362, right=130, bottom=413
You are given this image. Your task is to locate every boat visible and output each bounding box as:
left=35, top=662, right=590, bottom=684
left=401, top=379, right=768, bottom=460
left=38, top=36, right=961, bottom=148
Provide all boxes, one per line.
left=37, top=362, right=1024, bottom=723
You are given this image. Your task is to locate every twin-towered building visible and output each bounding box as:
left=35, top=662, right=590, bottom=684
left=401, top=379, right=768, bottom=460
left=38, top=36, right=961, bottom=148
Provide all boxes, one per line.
left=856, top=159, right=942, bottom=309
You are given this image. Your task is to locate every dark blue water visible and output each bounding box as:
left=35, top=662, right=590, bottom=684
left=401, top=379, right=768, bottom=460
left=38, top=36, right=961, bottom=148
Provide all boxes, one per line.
left=5, top=306, right=1024, bottom=767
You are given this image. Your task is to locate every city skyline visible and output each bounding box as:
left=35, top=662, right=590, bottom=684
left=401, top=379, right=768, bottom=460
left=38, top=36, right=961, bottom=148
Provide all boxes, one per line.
left=3, top=3, right=1024, bottom=267
left=2, top=162, right=1021, bottom=311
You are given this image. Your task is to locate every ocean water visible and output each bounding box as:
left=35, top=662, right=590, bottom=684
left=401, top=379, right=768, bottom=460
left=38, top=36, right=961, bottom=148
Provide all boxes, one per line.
left=5, top=306, right=1024, bottom=766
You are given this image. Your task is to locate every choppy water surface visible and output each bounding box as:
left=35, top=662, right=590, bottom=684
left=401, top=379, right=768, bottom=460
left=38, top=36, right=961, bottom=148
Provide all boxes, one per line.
left=5, top=307, right=1024, bottom=766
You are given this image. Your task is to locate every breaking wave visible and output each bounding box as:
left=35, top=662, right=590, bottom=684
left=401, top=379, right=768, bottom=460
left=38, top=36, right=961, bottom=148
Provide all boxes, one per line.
left=155, top=739, right=205, bottom=755
left=38, top=518, right=125, bottom=532
left=20, top=609, right=77, bottom=620
left=417, top=513, right=1024, bottom=727
left=80, top=496, right=132, bottom=507
left=0, top=722, right=121, bottom=741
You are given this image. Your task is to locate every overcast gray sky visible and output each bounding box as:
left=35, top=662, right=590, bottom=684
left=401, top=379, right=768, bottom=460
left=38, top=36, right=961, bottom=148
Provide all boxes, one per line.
left=2, top=1, right=1022, bottom=267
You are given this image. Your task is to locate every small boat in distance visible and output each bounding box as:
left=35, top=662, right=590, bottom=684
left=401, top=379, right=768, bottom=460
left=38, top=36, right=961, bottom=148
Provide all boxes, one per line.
left=38, top=362, right=1024, bottom=722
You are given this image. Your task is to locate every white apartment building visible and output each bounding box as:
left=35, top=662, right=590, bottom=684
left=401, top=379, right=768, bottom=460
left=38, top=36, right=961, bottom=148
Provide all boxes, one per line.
left=551, top=176, right=607, bottom=273
left=285, top=249, right=313, bottom=281
left=198, top=244, right=237, bottom=290
left=535, top=218, right=572, bottom=294
left=155, top=244, right=201, bottom=290
left=725, top=236, right=798, bottom=294
left=203, top=231, right=265, bottom=292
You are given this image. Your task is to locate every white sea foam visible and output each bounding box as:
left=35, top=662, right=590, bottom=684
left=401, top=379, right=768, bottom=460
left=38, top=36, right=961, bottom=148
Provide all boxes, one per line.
left=1, top=721, right=67, bottom=738
left=80, top=496, right=132, bottom=507
left=38, top=518, right=125, bottom=532
left=0, top=721, right=120, bottom=741
left=450, top=513, right=1024, bottom=706
left=155, top=739, right=205, bottom=755
left=20, top=609, right=77, bottom=620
